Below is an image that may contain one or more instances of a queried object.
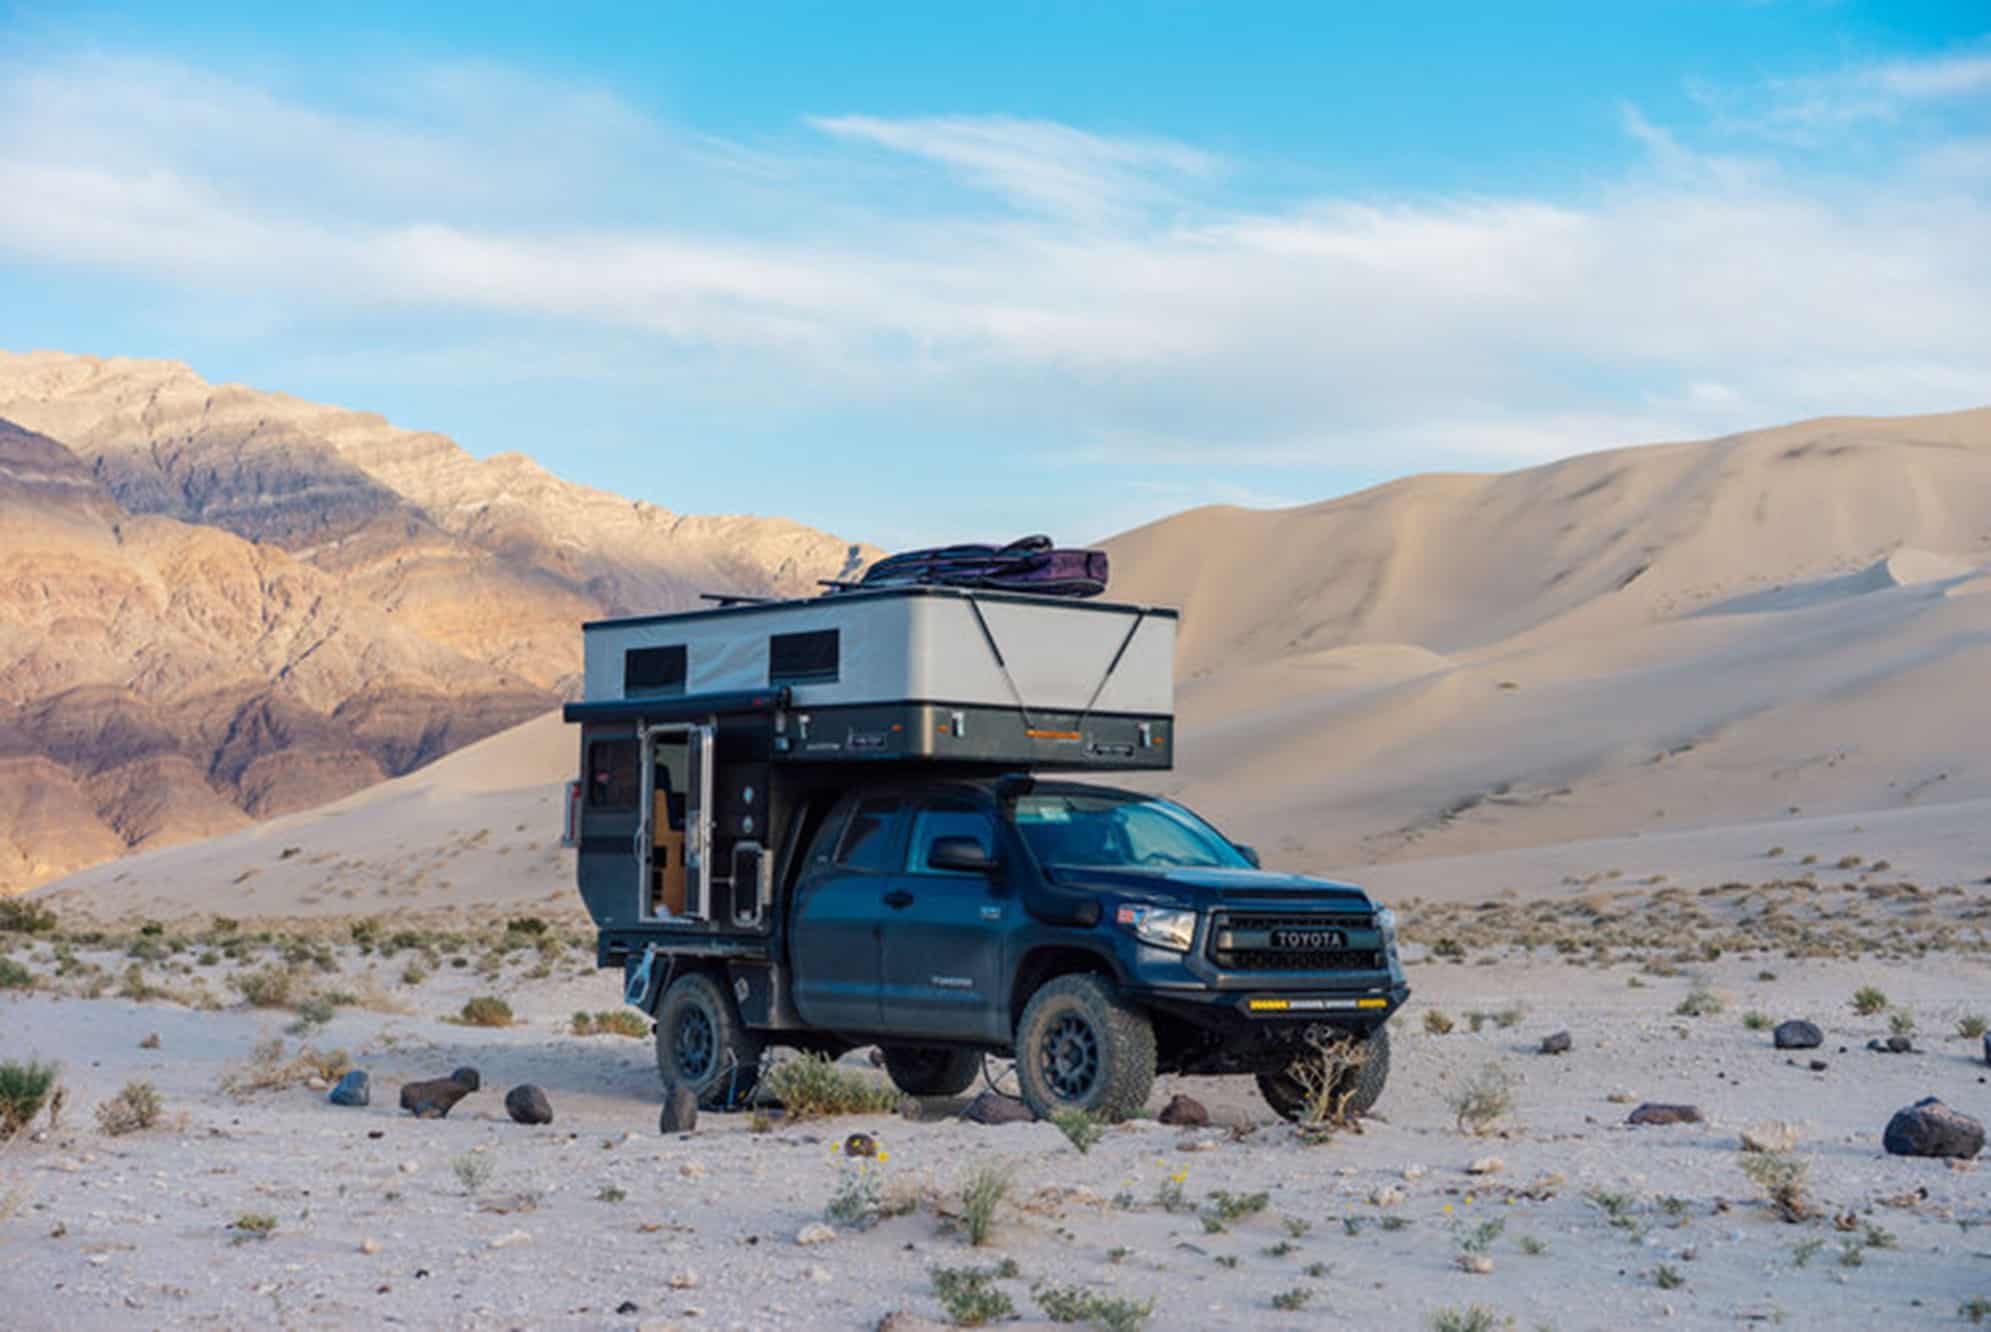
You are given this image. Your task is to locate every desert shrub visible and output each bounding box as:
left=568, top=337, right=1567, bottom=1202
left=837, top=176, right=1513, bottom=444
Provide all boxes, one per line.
left=1739, top=1152, right=1811, bottom=1222
left=1958, top=1014, right=1989, bottom=1040
left=0, top=957, right=32, bottom=990
left=1674, top=981, right=1724, bottom=1017
left=94, top=1080, right=162, bottom=1135
left=959, top=1162, right=1012, bottom=1247
left=0, top=899, right=57, bottom=934
left=400, top=961, right=430, bottom=985
left=1448, top=1063, right=1515, bottom=1135
left=1281, top=1031, right=1370, bottom=1140
left=1888, top=1009, right=1916, bottom=1038
left=1035, top=1282, right=1154, bottom=1329
left=231, top=1212, right=277, bottom=1242
left=288, top=994, right=338, bottom=1033
left=763, top=1055, right=897, bottom=1119
left=457, top=996, right=514, bottom=1027
left=233, top=965, right=303, bottom=1009
left=1741, top=1010, right=1771, bottom=1031
left=1423, top=1009, right=1456, bottom=1035
left=1429, top=1308, right=1501, bottom=1332
left=571, top=1009, right=649, bottom=1038
left=221, top=1038, right=351, bottom=1096
left=1050, top=1108, right=1105, bottom=1154
left=0, top=1059, right=60, bottom=1137
left=451, top=1151, right=494, bottom=1193
left=932, top=1266, right=1014, bottom=1326
left=1850, top=985, right=1888, bottom=1016
left=1206, top=1189, right=1270, bottom=1222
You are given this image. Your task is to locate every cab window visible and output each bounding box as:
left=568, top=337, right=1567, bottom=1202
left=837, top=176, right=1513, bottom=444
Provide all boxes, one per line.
left=834, top=796, right=904, bottom=872
left=906, top=803, right=994, bottom=876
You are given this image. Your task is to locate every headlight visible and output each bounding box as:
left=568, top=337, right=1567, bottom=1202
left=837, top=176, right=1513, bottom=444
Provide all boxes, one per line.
left=1374, top=906, right=1399, bottom=953
left=1116, top=905, right=1197, bottom=952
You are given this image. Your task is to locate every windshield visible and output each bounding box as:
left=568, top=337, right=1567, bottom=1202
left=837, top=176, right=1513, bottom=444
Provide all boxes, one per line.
left=1009, top=791, right=1251, bottom=871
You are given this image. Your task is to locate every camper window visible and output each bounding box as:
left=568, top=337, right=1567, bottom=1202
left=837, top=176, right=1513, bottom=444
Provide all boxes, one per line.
left=833, top=795, right=903, bottom=872
left=624, top=645, right=687, bottom=696
left=905, top=803, right=995, bottom=876
left=769, top=629, right=839, bottom=684
left=585, top=739, right=639, bottom=809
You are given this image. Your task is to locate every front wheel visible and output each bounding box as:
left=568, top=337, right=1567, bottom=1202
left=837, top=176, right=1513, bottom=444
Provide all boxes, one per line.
left=1257, top=1024, right=1391, bottom=1123
left=654, top=972, right=764, bottom=1110
left=881, top=1046, right=983, bottom=1099
left=1013, top=974, right=1156, bottom=1122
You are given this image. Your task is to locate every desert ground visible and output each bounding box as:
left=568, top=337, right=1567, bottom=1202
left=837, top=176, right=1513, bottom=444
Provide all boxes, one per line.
left=5, top=813, right=1990, bottom=1331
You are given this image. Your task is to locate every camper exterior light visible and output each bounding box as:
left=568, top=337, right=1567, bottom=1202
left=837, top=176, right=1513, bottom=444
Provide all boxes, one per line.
left=1116, top=904, right=1197, bottom=952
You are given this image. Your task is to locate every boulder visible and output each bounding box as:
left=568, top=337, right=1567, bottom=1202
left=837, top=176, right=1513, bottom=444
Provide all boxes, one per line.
left=1882, top=1097, right=1984, bottom=1160
left=328, top=1070, right=370, bottom=1107
left=504, top=1084, right=553, bottom=1126
left=1627, top=1103, right=1703, bottom=1127
left=843, top=1132, right=879, bottom=1158
left=1158, top=1094, right=1209, bottom=1127
left=1866, top=1036, right=1915, bottom=1054
left=658, top=1086, right=699, bottom=1134
left=450, top=1066, right=482, bottom=1092
left=1539, top=1031, right=1572, bottom=1056
left=960, top=1090, right=1035, bottom=1125
left=1773, top=1020, right=1822, bottom=1050
left=399, top=1078, right=472, bottom=1119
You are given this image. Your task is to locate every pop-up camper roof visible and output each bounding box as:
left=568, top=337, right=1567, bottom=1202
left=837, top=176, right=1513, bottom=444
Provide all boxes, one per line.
left=563, top=586, right=1177, bottom=770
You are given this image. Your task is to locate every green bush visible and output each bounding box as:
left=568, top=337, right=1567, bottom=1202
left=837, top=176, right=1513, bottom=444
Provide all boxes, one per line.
left=0, top=1059, right=61, bottom=1137
left=457, top=996, right=514, bottom=1027
left=0, top=957, right=33, bottom=990
left=0, top=898, right=57, bottom=934
left=95, top=1080, right=162, bottom=1136
left=763, top=1055, right=897, bottom=1119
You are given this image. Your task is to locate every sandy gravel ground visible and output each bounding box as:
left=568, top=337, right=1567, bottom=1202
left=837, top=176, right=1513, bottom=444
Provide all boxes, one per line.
left=5, top=923, right=1990, bottom=1332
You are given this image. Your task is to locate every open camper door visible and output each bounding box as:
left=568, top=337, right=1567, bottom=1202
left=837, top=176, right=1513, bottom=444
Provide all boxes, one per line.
left=638, top=723, right=715, bottom=922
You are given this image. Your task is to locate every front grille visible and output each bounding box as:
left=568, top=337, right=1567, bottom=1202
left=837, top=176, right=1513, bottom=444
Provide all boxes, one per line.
left=1209, top=912, right=1381, bottom=973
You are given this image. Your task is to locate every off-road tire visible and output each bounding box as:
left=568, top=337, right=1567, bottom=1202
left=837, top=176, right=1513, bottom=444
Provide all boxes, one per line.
left=880, top=1046, right=983, bottom=1099
left=1013, top=973, right=1156, bottom=1122
left=654, top=971, right=764, bottom=1110
left=1257, top=1023, right=1391, bottom=1123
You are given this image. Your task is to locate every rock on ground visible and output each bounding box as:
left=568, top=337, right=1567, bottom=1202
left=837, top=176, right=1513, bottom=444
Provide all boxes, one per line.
left=400, top=1077, right=473, bottom=1119
left=505, top=1084, right=554, bottom=1125
left=658, top=1086, right=698, bottom=1134
left=328, top=1070, right=369, bottom=1107
left=961, top=1090, right=1034, bottom=1125
left=1540, top=1031, right=1572, bottom=1055
left=451, top=1065, right=482, bottom=1091
left=1882, top=1097, right=1984, bottom=1159
left=1159, top=1093, right=1210, bottom=1126
left=1773, top=1020, right=1823, bottom=1050
left=1627, top=1103, right=1703, bottom=1126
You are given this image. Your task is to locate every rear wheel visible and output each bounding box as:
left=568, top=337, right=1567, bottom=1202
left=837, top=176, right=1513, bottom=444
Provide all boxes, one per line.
left=654, top=971, right=764, bottom=1110
left=1257, top=1024, right=1391, bottom=1123
left=1013, top=974, right=1156, bottom=1122
left=880, top=1046, right=983, bottom=1098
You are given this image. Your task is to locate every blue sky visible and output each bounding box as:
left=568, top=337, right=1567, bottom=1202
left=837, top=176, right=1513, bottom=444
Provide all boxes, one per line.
left=2, top=3, right=1987, bottom=547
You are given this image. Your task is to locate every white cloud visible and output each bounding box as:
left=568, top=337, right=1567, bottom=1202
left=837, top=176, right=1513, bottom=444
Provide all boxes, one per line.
left=0, top=45, right=1986, bottom=493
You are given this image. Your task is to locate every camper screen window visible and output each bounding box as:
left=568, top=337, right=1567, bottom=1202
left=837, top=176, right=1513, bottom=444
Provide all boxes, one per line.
left=769, top=629, right=839, bottom=684
left=624, top=645, right=687, bottom=696
left=586, top=739, right=639, bottom=809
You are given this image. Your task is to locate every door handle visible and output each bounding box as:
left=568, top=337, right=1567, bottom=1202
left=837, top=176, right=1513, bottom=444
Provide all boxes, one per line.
left=882, top=890, right=915, bottom=909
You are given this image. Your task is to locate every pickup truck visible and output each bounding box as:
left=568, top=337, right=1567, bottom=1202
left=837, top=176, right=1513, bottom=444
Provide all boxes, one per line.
left=632, top=772, right=1408, bottom=1122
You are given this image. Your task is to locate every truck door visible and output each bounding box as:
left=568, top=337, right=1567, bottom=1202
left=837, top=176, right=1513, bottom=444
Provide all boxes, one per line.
left=879, top=798, right=1007, bottom=1042
left=637, top=724, right=714, bottom=921
left=789, top=794, right=905, bottom=1032
left=577, top=730, right=642, bottom=926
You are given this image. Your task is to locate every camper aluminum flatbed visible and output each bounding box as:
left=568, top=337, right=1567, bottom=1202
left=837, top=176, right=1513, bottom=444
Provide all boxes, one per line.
left=562, top=585, right=1407, bottom=1121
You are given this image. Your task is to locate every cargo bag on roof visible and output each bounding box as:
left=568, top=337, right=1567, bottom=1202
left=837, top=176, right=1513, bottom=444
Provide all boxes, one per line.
left=835, top=534, right=1109, bottom=599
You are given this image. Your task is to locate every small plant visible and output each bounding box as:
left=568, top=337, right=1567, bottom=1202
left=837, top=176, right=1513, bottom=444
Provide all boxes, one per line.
left=960, top=1163, right=1011, bottom=1247
left=1654, top=1263, right=1685, bottom=1289
left=1213, top=1255, right=1239, bottom=1269
left=764, top=1055, right=899, bottom=1118
left=1270, top=1287, right=1313, bottom=1311
left=1674, top=981, right=1724, bottom=1017
left=1342, top=1215, right=1365, bottom=1236
left=288, top=994, right=338, bottom=1034
left=1264, top=1239, right=1297, bottom=1257
left=1739, top=1153, right=1810, bottom=1223
left=1457, top=1217, right=1505, bottom=1256
left=1155, top=1171, right=1189, bottom=1212
left=1429, top=1307, right=1501, bottom=1332
left=0, top=898, right=57, bottom=933
left=931, top=1265, right=1014, bottom=1327
left=1957, top=1014, right=1989, bottom=1040
left=1447, top=1062, right=1515, bottom=1135
left=451, top=1151, right=495, bottom=1193
left=400, top=961, right=430, bottom=986
left=1850, top=985, right=1888, bottom=1016
left=233, top=964, right=302, bottom=1008
left=1033, top=1282, right=1154, bottom=1330
left=1051, top=1107, right=1106, bottom=1154
left=0, top=1059, right=61, bottom=1138
left=595, top=1185, right=627, bottom=1203
left=1283, top=1215, right=1312, bottom=1238
left=1837, top=1241, right=1865, bottom=1268
left=1962, top=1296, right=1991, bottom=1326
left=231, top=1211, right=278, bottom=1243
left=1861, top=1222, right=1896, bottom=1249
left=94, top=1080, right=162, bottom=1136
left=1518, top=1235, right=1547, bottom=1256
left=1424, top=1009, right=1456, bottom=1035
left=1303, top=1262, right=1330, bottom=1278
left=827, top=1156, right=884, bottom=1227
left=1888, top=1009, right=1916, bottom=1038
left=457, top=996, right=514, bottom=1027
left=1379, top=1214, right=1410, bottom=1232
left=0, top=957, right=32, bottom=990
left=1791, top=1237, right=1824, bottom=1267
left=571, top=1009, right=650, bottom=1038
left=1741, top=1010, right=1771, bottom=1031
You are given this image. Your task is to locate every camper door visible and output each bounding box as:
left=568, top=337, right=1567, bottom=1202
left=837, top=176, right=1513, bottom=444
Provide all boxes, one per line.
left=639, top=723, right=714, bottom=922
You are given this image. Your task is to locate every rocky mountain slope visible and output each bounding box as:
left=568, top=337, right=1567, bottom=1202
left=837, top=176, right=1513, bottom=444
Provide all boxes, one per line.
left=0, top=353, right=872, bottom=893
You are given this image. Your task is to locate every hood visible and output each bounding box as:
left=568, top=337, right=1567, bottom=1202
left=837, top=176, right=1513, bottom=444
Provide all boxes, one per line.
left=1046, top=864, right=1373, bottom=908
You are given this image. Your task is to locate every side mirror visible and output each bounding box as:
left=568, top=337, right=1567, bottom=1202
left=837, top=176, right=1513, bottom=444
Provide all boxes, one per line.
left=928, top=836, right=996, bottom=874
left=1235, top=844, right=1262, bottom=868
